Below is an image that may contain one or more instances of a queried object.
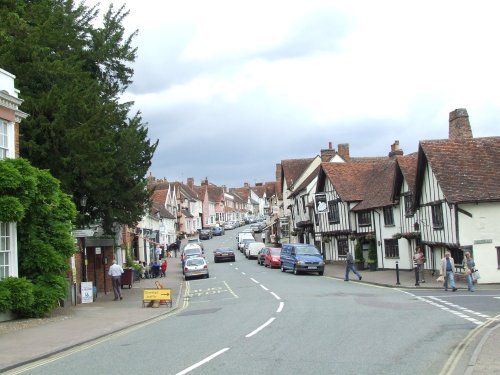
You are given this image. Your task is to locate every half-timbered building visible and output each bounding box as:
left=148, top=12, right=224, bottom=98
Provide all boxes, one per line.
left=415, top=109, right=500, bottom=283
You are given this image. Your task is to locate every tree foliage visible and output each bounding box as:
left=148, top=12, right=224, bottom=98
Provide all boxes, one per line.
left=0, top=0, right=157, bottom=234
left=0, top=158, right=76, bottom=317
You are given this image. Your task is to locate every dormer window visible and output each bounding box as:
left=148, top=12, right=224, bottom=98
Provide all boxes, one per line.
left=404, top=193, right=413, bottom=216
left=358, top=211, right=371, bottom=226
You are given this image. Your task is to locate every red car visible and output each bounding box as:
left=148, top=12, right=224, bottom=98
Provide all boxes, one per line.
left=264, top=247, right=281, bottom=268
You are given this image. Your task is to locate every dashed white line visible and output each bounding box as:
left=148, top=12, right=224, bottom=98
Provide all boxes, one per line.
left=415, top=296, right=484, bottom=325
left=176, top=348, right=230, bottom=375
left=270, top=292, right=281, bottom=300
left=250, top=278, right=259, bottom=284
left=276, top=302, right=284, bottom=313
left=245, top=318, right=276, bottom=338
left=260, top=284, right=269, bottom=291
left=241, top=272, right=246, bottom=275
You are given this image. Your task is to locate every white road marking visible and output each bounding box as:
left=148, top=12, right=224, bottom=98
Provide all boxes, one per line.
left=276, top=302, right=284, bottom=313
left=250, top=278, right=259, bottom=284
left=414, top=296, right=484, bottom=325
left=176, top=348, right=230, bottom=375
left=260, top=284, right=269, bottom=291
left=245, top=318, right=276, bottom=338
left=270, top=292, right=281, bottom=300
left=241, top=272, right=245, bottom=275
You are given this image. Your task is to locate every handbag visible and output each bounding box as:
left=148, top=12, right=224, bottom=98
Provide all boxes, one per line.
left=472, top=270, right=480, bottom=280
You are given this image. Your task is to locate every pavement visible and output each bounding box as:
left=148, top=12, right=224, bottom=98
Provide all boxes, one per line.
left=0, top=255, right=498, bottom=374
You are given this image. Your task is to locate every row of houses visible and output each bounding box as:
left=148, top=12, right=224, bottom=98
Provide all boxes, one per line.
left=270, top=109, right=500, bottom=284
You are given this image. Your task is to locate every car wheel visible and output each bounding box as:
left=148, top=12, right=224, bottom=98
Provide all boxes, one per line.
left=293, top=266, right=299, bottom=275
left=214, top=258, right=218, bottom=263
left=185, top=276, right=189, bottom=281
left=281, top=263, right=286, bottom=272
left=232, top=257, right=235, bottom=262
left=206, top=274, right=209, bottom=279
left=318, top=271, right=324, bottom=276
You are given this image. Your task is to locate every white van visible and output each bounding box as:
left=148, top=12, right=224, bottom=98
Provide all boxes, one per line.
left=246, top=242, right=266, bottom=259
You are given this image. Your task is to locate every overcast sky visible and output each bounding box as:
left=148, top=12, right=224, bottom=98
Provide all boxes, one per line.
left=89, top=0, right=500, bottom=187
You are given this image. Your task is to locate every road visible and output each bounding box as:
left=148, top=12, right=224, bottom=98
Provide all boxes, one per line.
left=14, top=226, right=498, bottom=375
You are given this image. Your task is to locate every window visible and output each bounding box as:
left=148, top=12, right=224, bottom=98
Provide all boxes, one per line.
left=328, top=200, right=340, bottom=224
left=0, top=223, right=11, bottom=279
left=0, top=120, right=8, bottom=159
left=337, top=238, right=349, bottom=257
left=280, top=221, right=289, bottom=238
left=302, top=196, right=307, bottom=214
left=384, top=239, right=399, bottom=258
left=497, top=247, right=500, bottom=269
left=431, top=203, right=444, bottom=229
left=404, top=194, right=413, bottom=216
left=358, top=211, right=371, bottom=226
left=383, top=207, right=394, bottom=226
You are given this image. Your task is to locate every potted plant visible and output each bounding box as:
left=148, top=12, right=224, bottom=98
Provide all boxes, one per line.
left=367, top=239, right=378, bottom=271
left=354, top=241, right=365, bottom=270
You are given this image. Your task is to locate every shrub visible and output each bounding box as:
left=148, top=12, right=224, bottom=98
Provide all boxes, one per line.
left=354, top=241, right=364, bottom=263
left=0, top=282, right=11, bottom=312
left=1, top=277, right=34, bottom=314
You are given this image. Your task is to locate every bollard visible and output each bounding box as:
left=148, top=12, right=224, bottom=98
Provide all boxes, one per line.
left=396, top=261, right=400, bottom=285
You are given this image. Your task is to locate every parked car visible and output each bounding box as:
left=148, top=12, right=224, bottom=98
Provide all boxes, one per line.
left=223, top=222, right=235, bottom=230
left=246, top=242, right=266, bottom=259
left=264, top=247, right=281, bottom=268
left=186, top=238, right=204, bottom=251
left=257, top=248, right=267, bottom=265
left=237, top=231, right=254, bottom=248
left=211, top=226, right=224, bottom=236
left=239, top=238, right=254, bottom=253
left=181, top=244, right=203, bottom=273
left=184, top=257, right=209, bottom=280
left=280, top=243, right=324, bottom=275
left=199, top=229, right=212, bottom=240
left=213, top=247, right=235, bottom=263
left=250, top=223, right=262, bottom=233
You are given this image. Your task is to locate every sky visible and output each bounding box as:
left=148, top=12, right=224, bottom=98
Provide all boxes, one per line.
left=88, top=0, right=500, bottom=188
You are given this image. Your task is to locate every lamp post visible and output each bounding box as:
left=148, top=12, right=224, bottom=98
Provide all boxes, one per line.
left=80, top=195, right=88, bottom=282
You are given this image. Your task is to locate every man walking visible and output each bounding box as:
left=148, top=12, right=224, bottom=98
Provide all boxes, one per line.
left=108, top=260, right=124, bottom=300
left=345, top=250, right=362, bottom=281
left=175, top=238, right=181, bottom=258
left=440, top=251, right=457, bottom=292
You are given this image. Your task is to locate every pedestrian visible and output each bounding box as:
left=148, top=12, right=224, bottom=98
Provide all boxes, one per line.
left=108, top=260, right=124, bottom=301
left=463, top=251, right=476, bottom=292
left=175, top=238, right=181, bottom=258
left=344, top=250, right=362, bottom=281
left=413, top=247, right=425, bottom=285
left=440, top=251, right=457, bottom=292
left=161, top=259, right=167, bottom=277
left=261, top=231, right=266, bottom=243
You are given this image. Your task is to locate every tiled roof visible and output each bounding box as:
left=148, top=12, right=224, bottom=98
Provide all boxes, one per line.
left=151, top=190, right=167, bottom=204
left=265, top=182, right=276, bottom=198
left=418, top=137, right=500, bottom=203
left=152, top=202, right=176, bottom=219
left=289, top=165, right=320, bottom=198
left=230, top=187, right=249, bottom=202
left=395, top=153, right=418, bottom=194
left=251, top=185, right=266, bottom=198
left=321, top=161, right=381, bottom=203
left=181, top=209, right=194, bottom=219
left=281, top=158, right=314, bottom=189
left=176, top=182, right=199, bottom=201
left=352, top=159, right=396, bottom=211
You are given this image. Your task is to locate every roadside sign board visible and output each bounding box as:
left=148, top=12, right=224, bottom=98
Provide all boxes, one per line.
left=143, top=289, right=171, bottom=301
left=81, top=282, right=93, bottom=304
left=73, top=229, right=94, bottom=238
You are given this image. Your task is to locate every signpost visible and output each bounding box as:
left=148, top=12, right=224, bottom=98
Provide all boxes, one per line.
left=142, top=288, right=172, bottom=307
left=81, top=282, right=93, bottom=304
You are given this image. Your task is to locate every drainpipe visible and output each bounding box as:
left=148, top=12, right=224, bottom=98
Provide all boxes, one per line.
left=373, top=209, right=385, bottom=269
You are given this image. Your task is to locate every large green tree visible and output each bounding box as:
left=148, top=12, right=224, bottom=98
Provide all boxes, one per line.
left=0, top=0, right=157, bottom=233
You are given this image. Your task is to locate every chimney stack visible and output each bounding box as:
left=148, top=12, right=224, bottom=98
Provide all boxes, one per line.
left=187, top=177, right=194, bottom=189
left=244, top=182, right=249, bottom=188
left=276, top=163, right=282, bottom=191
left=320, top=142, right=336, bottom=162
left=338, top=143, right=350, bottom=161
left=201, top=177, right=209, bottom=186
left=389, top=140, right=404, bottom=157
left=449, top=108, right=473, bottom=140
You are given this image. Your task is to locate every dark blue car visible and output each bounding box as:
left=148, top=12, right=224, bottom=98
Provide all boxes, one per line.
left=211, top=227, right=224, bottom=236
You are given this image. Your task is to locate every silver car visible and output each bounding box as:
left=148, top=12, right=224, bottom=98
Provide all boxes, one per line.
left=184, top=257, right=209, bottom=280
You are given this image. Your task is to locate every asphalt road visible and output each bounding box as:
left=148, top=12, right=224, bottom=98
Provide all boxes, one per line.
left=17, top=227, right=492, bottom=375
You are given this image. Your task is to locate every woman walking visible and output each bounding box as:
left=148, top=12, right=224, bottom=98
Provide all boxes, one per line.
left=463, top=251, right=476, bottom=292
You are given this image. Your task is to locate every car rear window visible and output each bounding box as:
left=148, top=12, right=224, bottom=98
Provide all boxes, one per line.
left=186, top=258, right=205, bottom=266
left=270, top=249, right=281, bottom=255
left=185, top=248, right=202, bottom=255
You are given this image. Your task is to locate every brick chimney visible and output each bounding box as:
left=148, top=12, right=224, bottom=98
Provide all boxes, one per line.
left=338, top=143, right=350, bottom=161
left=244, top=182, right=249, bottom=188
left=201, top=177, right=209, bottom=186
left=187, top=177, right=194, bottom=189
left=449, top=108, right=473, bottom=140
left=320, top=142, right=336, bottom=162
left=389, top=140, right=404, bottom=157
left=276, top=163, right=282, bottom=191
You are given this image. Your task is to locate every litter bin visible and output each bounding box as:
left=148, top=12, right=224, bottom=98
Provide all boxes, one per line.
left=121, top=268, right=134, bottom=289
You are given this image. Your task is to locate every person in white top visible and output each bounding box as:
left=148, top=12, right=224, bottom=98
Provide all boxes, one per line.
left=108, top=260, right=124, bottom=301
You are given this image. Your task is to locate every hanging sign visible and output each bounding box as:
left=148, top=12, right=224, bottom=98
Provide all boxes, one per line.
left=314, top=193, right=327, bottom=213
